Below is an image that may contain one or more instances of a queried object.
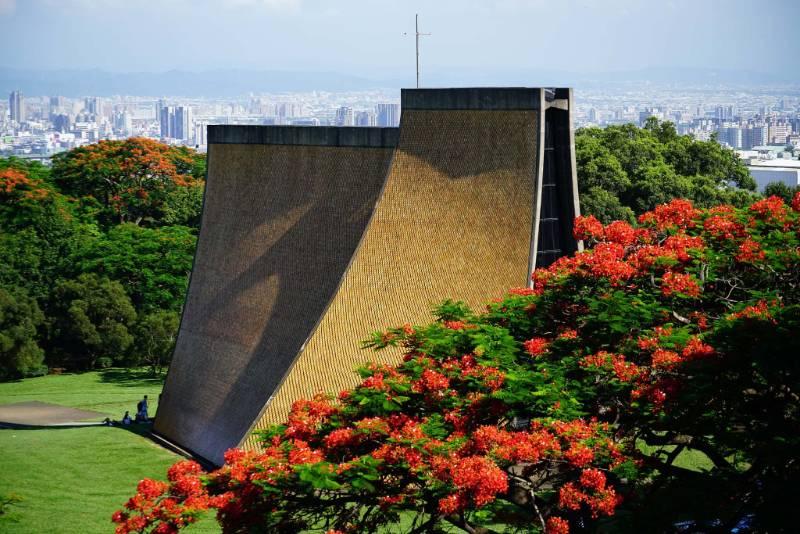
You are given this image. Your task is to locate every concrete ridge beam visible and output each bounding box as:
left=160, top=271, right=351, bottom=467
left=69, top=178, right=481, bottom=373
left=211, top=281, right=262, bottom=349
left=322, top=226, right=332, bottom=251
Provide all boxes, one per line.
left=207, top=125, right=400, bottom=148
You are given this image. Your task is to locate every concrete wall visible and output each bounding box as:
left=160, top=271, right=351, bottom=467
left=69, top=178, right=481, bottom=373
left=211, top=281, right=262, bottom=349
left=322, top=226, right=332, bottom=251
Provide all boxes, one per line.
left=156, top=88, right=581, bottom=465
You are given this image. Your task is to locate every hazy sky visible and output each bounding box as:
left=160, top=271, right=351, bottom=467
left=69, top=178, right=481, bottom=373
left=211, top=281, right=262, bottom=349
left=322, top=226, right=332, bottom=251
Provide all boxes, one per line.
left=1, top=0, right=799, bottom=78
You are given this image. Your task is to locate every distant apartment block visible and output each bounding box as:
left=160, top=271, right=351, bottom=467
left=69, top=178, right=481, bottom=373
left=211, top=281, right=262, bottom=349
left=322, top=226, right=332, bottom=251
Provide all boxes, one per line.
left=376, top=103, right=400, bottom=127
left=335, top=106, right=354, bottom=126
left=9, top=91, right=25, bottom=123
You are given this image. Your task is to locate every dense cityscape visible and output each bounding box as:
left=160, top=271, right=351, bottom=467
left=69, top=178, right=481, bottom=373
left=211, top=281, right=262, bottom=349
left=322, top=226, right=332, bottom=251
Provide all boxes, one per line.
left=4, top=83, right=799, bottom=190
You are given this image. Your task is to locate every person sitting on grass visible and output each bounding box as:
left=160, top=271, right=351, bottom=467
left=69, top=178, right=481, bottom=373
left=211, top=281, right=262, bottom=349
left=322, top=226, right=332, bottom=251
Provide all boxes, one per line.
left=135, top=395, right=149, bottom=422
left=122, top=411, right=132, bottom=425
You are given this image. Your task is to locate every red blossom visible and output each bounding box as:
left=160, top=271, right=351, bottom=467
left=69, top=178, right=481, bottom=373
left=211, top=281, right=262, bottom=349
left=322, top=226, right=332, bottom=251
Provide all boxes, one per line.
left=703, top=213, right=745, bottom=240
left=736, top=239, right=766, bottom=263
left=558, top=482, right=586, bottom=510
left=523, top=337, right=550, bottom=357
left=324, top=428, right=360, bottom=449
left=438, top=492, right=468, bottom=515
left=750, top=195, right=789, bottom=223
left=546, top=516, right=570, bottom=534
left=565, top=443, right=595, bottom=467
left=638, top=199, right=699, bottom=230
left=573, top=215, right=605, bottom=240
left=579, top=468, right=607, bottom=491
left=681, top=337, right=715, bottom=360
left=664, top=234, right=705, bottom=261
left=558, top=329, right=578, bottom=339
left=412, top=369, right=450, bottom=393
left=450, top=456, right=508, bottom=507
left=661, top=271, right=701, bottom=298
left=729, top=300, right=778, bottom=323
left=651, top=349, right=682, bottom=369
left=137, top=478, right=169, bottom=500
left=603, top=220, right=637, bottom=246
left=508, top=287, right=537, bottom=296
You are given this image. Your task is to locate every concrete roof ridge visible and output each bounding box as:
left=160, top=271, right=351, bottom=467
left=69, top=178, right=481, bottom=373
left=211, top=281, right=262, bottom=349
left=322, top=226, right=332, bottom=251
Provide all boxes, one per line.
left=401, top=87, right=572, bottom=110
left=207, top=125, right=399, bottom=148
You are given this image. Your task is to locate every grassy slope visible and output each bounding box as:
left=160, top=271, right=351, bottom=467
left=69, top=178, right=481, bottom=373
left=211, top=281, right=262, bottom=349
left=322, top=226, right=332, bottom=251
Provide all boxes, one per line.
left=0, top=368, right=164, bottom=418
left=0, top=370, right=219, bottom=534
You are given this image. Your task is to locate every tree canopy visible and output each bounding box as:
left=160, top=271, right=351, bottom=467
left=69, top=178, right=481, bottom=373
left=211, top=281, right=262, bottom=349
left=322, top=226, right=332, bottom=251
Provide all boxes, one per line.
left=115, top=196, right=800, bottom=534
left=0, top=143, right=204, bottom=375
left=576, top=119, right=757, bottom=223
left=51, top=138, right=205, bottom=227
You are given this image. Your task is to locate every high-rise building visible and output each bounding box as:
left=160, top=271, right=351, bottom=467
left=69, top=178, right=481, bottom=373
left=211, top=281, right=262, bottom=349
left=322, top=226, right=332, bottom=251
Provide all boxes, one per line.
left=376, top=103, right=400, bottom=127
left=355, top=110, right=377, bottom=127
left=52, top=114, right=71, bottom=133
left=49, top=96, right=67, bottom=118
left=717, top=126, right=742, bottom=148
left=9, top=90, right=25, bottom=122
left=769, top=122, right=791, bottom=144
left=742, top=125, right=769, bottom=150
left=160, top=105, right=175, bottom=138
left=194, top=121, right=208, bottom=146
left=276, top=102, right=301, bottom=118
left=175, top=106, right=193, bottom=141
left=715, top=105, right=735, bottom=121
left=113, top=111, right=133, bottom=135
left=335, top=106, right=354, bottom=126
left=84, top=96, right=103, bottom=115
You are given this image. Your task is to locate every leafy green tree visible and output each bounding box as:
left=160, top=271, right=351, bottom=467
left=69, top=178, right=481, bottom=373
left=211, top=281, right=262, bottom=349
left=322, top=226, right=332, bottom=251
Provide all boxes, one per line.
left=160, top=182, right=205, bottom=229
left=73, top=224, right=196, bottom=313
left=48, top=274, right=136, bottom=370
left=576, top=119, right=758, bottom=223
left=50, top=138, right=205, bottom=226
left=116, top=198, right=800, bottom=534
left=0, top=287, right=46, bottom=379
left=131, top=310, right=180, bottom=375
left=0, top=156, right=51, bottom=183
left=0, top=161, right=97, bottom=302
left=763, top=181, right=799, bottom=203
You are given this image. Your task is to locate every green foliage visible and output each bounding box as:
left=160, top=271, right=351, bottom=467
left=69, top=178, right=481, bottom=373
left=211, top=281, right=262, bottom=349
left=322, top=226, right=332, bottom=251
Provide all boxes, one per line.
left=160, top=182, right=205, bottom=229
left=47, top=274, right=137, bottom=369
left=576, top=119, right=757, bottom=223
left=118, top=198, right=800, bottom=533
left=131, top=310, right=180, bottom=375
left=73, top=224, right=196, bottom=313
left=763, top=181, right=800, bottom=203
left=50, top=138, right=205, bottom=227
left=0, top=287, right=46, bottom=379
left=0, top=148, right=199, bottom=376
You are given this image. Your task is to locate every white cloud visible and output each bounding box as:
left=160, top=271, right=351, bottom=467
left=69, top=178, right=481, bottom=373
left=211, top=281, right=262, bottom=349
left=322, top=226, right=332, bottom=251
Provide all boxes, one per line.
left=0, top=0, right=16, bottom=16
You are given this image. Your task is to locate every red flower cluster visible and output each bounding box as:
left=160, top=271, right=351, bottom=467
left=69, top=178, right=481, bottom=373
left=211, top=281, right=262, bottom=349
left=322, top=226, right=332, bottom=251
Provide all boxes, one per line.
left=119, top=198, right=800, bottom=533
left=112, top=460, right=221, bottom=534
left=736, top=238, right=765, bottom=263
left=412, top=369, right=450, bottom=393
left=581, top=351, right=641, bottom=383
left=573, top=214, right=605, bottom=241
left=523, top=337, right=550, bottom=357
left=638, top=198, right=698, bottom=230
left=750, top=195, right=790, bottom=223
left=661, top=271, right=701, bottom=298
left=437, top=455, right=509, bottom=511
left=546, top=516, right=571, bottom=534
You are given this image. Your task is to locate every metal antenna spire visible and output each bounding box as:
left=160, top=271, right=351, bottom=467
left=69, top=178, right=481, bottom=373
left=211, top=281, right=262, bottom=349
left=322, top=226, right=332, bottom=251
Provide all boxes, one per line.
left=404, top=14, right=431, bottom=88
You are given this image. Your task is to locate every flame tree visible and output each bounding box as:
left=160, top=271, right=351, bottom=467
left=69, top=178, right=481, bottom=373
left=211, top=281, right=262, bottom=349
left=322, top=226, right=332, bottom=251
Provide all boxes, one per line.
left=116, top=197, right=800, bottom=533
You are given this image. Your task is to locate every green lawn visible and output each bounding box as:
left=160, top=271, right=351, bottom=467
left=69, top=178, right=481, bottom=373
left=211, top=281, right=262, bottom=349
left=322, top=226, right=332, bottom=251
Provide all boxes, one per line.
left=0, top=370, right=220, bottom=534
left=0, top=368, right=165, bottom=418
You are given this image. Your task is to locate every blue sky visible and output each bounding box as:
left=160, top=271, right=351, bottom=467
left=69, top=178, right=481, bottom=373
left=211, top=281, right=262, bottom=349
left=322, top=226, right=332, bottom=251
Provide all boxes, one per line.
left=1, top=0, right=798, bottom=78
